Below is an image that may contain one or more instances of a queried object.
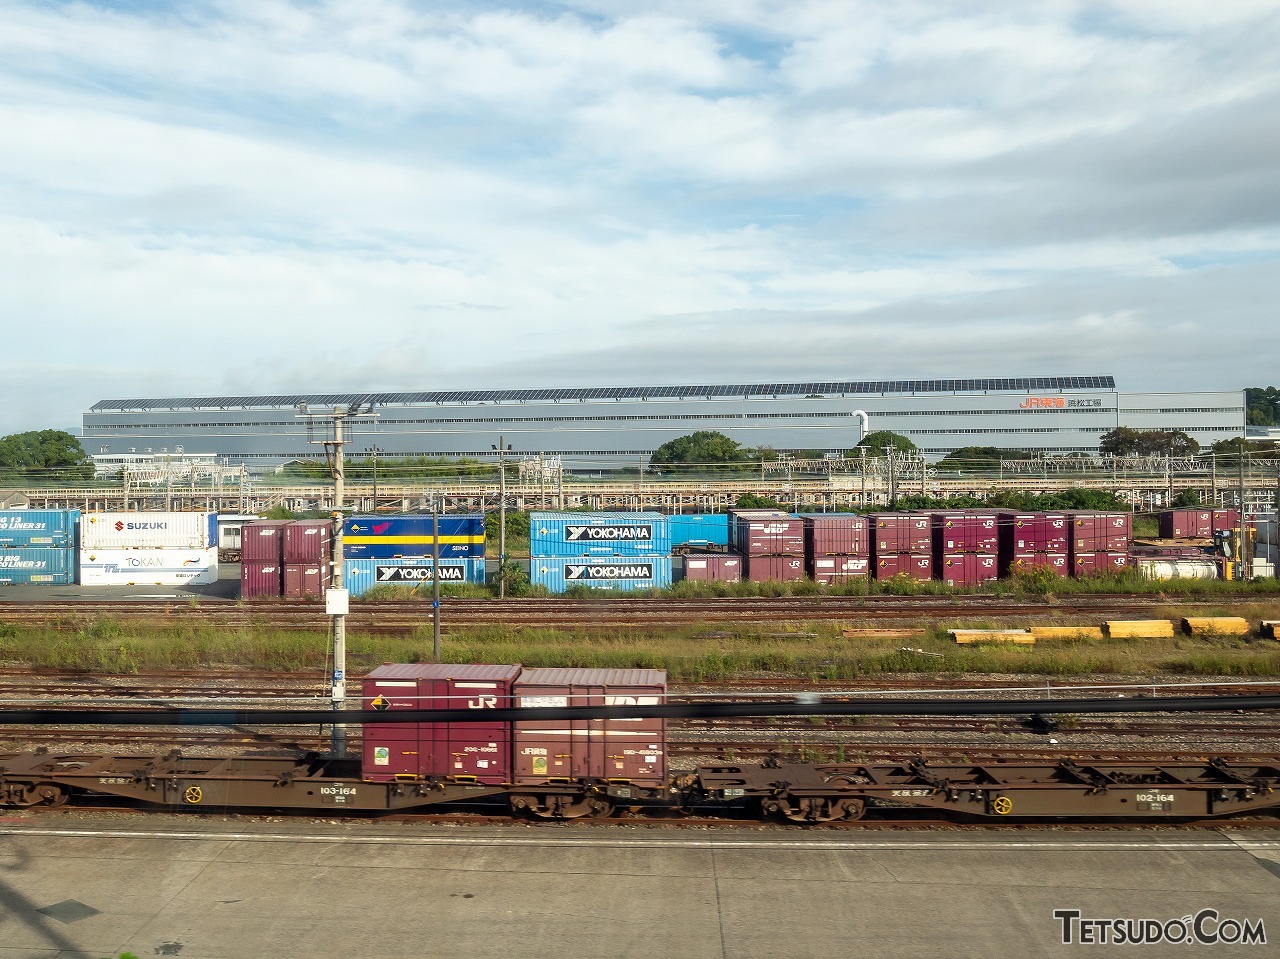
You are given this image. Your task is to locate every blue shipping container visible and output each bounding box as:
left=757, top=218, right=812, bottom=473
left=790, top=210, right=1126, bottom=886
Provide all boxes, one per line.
left=343, top=515, right=485, bottom=559
left=0, top=547, right=74, bottom=585
left=530, top=512, right=671, bottom=557
left=531, top=556, right=673, bottom=593
left=667, top=514, right=730, bottom=549
left=345, top=557, right=486, bottom=596
left=0, top=510, right=79, bottom=548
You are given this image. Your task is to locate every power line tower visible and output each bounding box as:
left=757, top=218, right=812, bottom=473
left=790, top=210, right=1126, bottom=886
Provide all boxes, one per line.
left=296, top=402, right=378, bottom=756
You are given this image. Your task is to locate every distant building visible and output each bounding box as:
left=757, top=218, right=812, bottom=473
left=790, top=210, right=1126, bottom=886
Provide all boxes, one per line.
left=81, top=376, right=1244, bottom=472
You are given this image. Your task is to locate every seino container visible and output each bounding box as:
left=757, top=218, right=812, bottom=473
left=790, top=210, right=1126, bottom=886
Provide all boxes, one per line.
left=343, top=515, right=485, bottom=559
left=0, top=509, right=79, bottom=548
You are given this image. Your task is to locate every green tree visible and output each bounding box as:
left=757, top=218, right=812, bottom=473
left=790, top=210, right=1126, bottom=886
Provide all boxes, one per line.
left=1099, top=427, right=1143, bottom=456
left=937, top=446, right=1024, bottom=471
left=650, top=431, right=750, bottom=465
left=856, top=431, right=916, bottom=455
left=1101, top=428, right=1198, bottom=456
left=0, top=430, right=93, bottom=482
left=1245, top=387, right=1279, bottom=426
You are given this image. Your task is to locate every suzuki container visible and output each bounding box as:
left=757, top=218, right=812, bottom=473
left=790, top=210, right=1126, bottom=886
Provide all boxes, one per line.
left=0, top=548, right=74, bottom=585
left=241, top=561, right=282, bottom=599
left=931, top=512, right=998, bottom=554
left=343, top=515, right=485, bottom=559
left=345, top=557, right=486, bottom=596
left=0, top=510, right=79, bottom=548
left=801, top=514, right=869, bottom=557
left=809, top=555, right=870, bottom=583
left=666, top=514, right=730, bottom=550
left=81, top=512, right=216, bottom=550
left=283, top=519, right=333, bottom=563
left=80, top=548, right=218, bottom=586
left=873, top=552, right=933, bottom=581
left=529, top=512, right=671, bottom=557
left=530, top=556, right=673, bottom=593
left=514, top=668, right=666, bottom=787
left=938, top=553, right=998, bottom=588
left=681, top=554, right=742, bottom=583
left=239, top=520, right=291, bottom=562
left=744, top=554, right=806, bottom=582
left=870, top=514, right=932, bottom=553
left=362, top=664, right=520, bottom=784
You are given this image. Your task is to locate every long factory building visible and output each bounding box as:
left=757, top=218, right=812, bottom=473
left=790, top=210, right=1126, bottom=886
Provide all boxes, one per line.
left=81, top=376, right=1245, bottom=473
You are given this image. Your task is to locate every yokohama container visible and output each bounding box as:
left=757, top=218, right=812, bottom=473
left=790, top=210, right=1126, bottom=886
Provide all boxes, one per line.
left=344, top=557, right=486, bottom=596
left=529, top=511, right=671, bottom=557
left=743, top=554, right=805, bottom=582
left=809, top=555, right=870, bottom=583
left=1068, top=512, right=1131, bottom=552
left=283, top=519, right=333, bottom=563
left=801, top=514, right=869, bottom=557
left=997, top=512, right=1068, bottom=554
left=241, top=561, right=282, bottom=598
left=1002, top=552, right=1069, bottom=577
left=362, top=664, right=520, bottom=784
left=0, top=510, right=79, bottom=548
left=938, top=553, right=998, bottom=588
left=666, top=514, right=730, bottom=550
left=870, top=514, right=931, bottom=554
left=681, top=554, right=742, bottom=582
left=730, top=510, right=804, bottom=557
left=931, top=512, right=998, bottom=554
left=873, top=553, right=932, bottom=581
left=343, top=515, right=485, bottom=559
left=80, top=548, right=218, bottom=586
left=0, top=548, right=74, bottom=585
left=1070, top=551, right=1129, bottom=576
left=283, top=562, right=329, bottom=598
left=81, top=512, right=216, bottom=550
left=513, top=667, right=666, bottom=787
left=239, top=520, right=292, bottom=562
left=530, top=556, right=673, bottom=593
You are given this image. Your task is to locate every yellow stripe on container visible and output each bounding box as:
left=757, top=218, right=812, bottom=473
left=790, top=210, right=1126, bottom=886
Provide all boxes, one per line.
left=345, top=535, right=485, bottom=545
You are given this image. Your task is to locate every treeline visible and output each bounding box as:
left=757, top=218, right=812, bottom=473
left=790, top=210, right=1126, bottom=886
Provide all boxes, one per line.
left=0, top=430, right=93, bottom=483
left=277, top=455, right=495, bottom=481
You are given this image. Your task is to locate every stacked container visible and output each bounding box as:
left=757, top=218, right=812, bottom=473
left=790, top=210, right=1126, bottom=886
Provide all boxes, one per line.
left=79, top=512, right=217, bottom=586
left=341, top=514, right=487, bottom=592
left=282, top=519, right=332, bottom=598
left=514, top=668, right=666, bottom=787
left=869, top=513, right=933, bottom=582
left=361, top=663, right=521, bottom=784
left=239, top=520, right=291, bottom=599
left=1068, top=511, right=1132, bottom=577
left=802, top=514, right=870, bottom=584
left=729, top=509, right=805, bottom=583
left=0, top=509, right=78, bottom=586
left=1157, top=509, right=1240, bottom=539
left=530, top=512, right=672, bottom=592
left=931, top=511, right=999, bottom=588
left=997, top=512, right=1069, bottom=577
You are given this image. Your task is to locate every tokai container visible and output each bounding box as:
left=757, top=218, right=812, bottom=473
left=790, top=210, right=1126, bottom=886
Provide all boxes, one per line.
left=362, top=663, right=520, bottom=784
left=240, top=561, right=282, bottom=599
left=283, top=519, right=333, bottom=564
left=801, top=514, right=869, bottom=557
left=0, top=510, right=79, bottom=548
left=529, top=511, right=671, bottom=557
left=681, top=554, right=742, bottom=583
left=513, top=667, right=666, bottom=787
left=344, top=557, right=486, bottom=596
left=343, top=515, right=485, bottom=559
left=80, top=512, right=217, bottom=550
left=808, top=554, right=870, bottom=583
left=938, top=552, right=998, bottom=588
left=79, top=547, right=218, bottom=586
left=872, top=552, right=932, bottom=581
left=743, top=554, right=806, bottom=582
left=666, top=514, right=730, bottom=549
left=0, top=547, right=74, bottom=585
left=870, top=513, right=931, bottom=554
left=239, top=520, right=292, bottom=562
left=530, top=556, right=673, bottom=593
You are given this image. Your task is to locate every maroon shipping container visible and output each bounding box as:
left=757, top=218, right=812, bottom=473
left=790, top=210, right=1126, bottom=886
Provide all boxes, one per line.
left=727, top=509, right=789, bottom=549
left=802, top=514, right=869, bottom=557
left=362, top=664, right=521, bottom=784
left=938, top=553, right=998, bottom=588
left=1071, top=551, right=1130, bottom=577
left=240, top=561, right=282, bottom=599
left=1211, top=509, right=1240, bottom=533
left=873, top=553, right=932, bottom=581
left=744, top=554, right=806, bottom=582
left=870, top=514, right=931, bottom=554
left=809, top=555, right=870, bottom=583
left=1002, top=552, right=1068, bottom=577
left=283, top=519, right=333, bottom=563
left=931, top=512, right=998, bottom=554
left=283, top=562, right=329, bottom=598
left=1069, top=512, right=1131, bottom=552
left=682, top=554, right=742, bottom=583
left=998, top=512, right=1068, bottom=553
left=1160, top=509, right=1241, bottom=538
left=513, top=668, right=666, bottom=787
left=731, top=514, right=804, bottom=557
left=239, top=520, right=292, bottom=562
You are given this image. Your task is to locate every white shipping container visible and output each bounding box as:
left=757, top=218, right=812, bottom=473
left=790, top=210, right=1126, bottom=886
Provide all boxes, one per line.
left=79, top=548, right=219, bottom=586
left=81, top=512, right=216, bottom=550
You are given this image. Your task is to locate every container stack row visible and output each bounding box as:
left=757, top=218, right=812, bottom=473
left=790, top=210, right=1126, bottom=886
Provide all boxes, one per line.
left=362, top=664, right=666, bottom=788
left=343, top=515, right=486, bottom=596
left=730, top=509, right=806, bottom=582
left=529, top=512, right=672, bottom=591
left=0, top=509, right=78, bottom=586
left=932, top=511, right=999, bottom=587
left=802, top=513, right=870, bottom=583
left=240, top=519, right=333, bottom=598
left=870, top=513, right=933, bottom=581
left=1068, top=512, right=1132, bottom=576
left=997, top=511, right=1069, bottom=578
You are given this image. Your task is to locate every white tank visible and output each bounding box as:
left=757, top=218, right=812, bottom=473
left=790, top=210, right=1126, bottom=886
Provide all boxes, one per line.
left=1136, top=557, right=1219, bottom=580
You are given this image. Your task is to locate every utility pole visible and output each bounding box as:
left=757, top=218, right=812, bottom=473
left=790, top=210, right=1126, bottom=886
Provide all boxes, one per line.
left=432, top=497, right=442, bottom=661
left=296, top=402, right=377, bottom=757
left=492, top=436, right=512, bottom=598
left=366, top=445, right=382, bottom=511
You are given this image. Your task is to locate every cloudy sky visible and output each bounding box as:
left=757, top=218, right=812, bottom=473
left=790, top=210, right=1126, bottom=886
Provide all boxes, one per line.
left=3, top=0, right=1279, bottom=435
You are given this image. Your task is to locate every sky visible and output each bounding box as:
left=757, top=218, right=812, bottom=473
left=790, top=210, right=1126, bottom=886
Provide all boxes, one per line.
left=2, top=0, right=1279, bottom=436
